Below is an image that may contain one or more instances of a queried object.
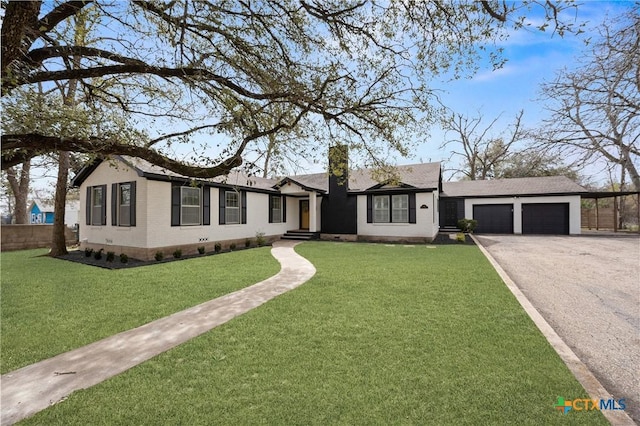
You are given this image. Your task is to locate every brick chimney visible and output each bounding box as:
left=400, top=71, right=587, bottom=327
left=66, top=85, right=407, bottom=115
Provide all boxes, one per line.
left=328, top=145, right=348, bottom=199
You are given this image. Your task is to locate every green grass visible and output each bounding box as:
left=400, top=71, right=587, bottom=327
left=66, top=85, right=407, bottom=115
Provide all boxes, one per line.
left=0, top=248, right=280, bottom=374
left=17, top=242, right=605, bottom=425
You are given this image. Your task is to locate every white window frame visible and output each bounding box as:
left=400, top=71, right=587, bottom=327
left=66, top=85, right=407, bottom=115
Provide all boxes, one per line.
left=373, top=195, right=390, bottom=223
left=91, top=186, right=104, bottom=225
left=392, top=194, right=409, bottom=223
left=118, top=183, right=131, bottom=226
left=373, top=194, right=409, bottom=223
left=271, top=196, right=282, bottom=223
left=181, top=187, right=201, bottom=226
left=225, top=191, right=240, bottom=224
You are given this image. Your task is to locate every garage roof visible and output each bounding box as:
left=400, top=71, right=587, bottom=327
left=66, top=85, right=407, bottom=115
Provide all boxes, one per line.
left=441, top=176, right=587, bottom=197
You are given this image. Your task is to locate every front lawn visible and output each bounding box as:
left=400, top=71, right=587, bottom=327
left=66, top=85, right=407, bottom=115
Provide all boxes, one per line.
left=0, top=248, right=279, bottom=374
left=18, top=242, right=605, bottom=425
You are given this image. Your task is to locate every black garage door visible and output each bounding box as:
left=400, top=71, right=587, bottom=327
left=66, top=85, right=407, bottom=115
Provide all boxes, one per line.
left=522, top=203, right=569, bottom=235
left=473, top=204, right=513, bottom=234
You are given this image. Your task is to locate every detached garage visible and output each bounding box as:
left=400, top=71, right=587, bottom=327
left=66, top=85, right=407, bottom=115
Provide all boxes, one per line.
left=522, top=203, right=569, bottom=235
left=440, top=176, right=586, bottom=235
left=473, top=204, right=513, bottom=234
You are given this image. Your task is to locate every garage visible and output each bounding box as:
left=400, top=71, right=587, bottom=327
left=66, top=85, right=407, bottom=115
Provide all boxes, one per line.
left=522, top=203, right=569, bottom=235
left=473, top=204, right=513, bottom=234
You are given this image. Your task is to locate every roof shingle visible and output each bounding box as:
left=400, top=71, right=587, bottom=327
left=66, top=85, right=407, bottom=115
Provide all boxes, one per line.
left=441, top=176, right=586, bottom=197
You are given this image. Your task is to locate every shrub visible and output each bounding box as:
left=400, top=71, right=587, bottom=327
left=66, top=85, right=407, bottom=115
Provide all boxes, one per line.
left=197, top=246, right=205, bottom=254
left=119, top=253, right=129, bottom=263
left=456, top=232, right=466, bottom=243
left=256, top=232, right=266, bottom=247
left=229, top=243, right=236, bottom=251
left=457, top=218, right=478, bottom=233
left=214, top=242, right=222, bottom=253
left=84, top=248, right=94, bottom=257
left=94, top=248, right=104, bottom=260
left=245, top=239, right=251, bottom=248
left=155, top=251, right=164, bottom=261
left=106, top=251, right=116, bottom=262
left=173, top=249, right=182, bottom=259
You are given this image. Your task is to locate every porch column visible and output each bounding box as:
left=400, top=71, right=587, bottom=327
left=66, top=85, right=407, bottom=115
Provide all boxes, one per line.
left=309, top=191, right=317, bottom=232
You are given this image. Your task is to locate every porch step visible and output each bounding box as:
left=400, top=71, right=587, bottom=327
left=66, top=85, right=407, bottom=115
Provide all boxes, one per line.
left=440, top=227, right=461, bottom=232
left=281, top=230, right=320, bottom=241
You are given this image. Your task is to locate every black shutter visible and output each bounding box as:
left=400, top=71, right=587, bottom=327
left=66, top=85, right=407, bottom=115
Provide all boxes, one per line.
left=130, top=181, right=136, bottom=226
left=86, top=187, right=91, bottom=225
left=409, top=193, right=416, bottom=224
left=282, top=196, right=287, bottom=222
left=366, top=194, right=373, bottom=223
left=219, top=189, right=226, bottom=224
left=241, top=191, right=247, bottom=224
left=202, top=186, right=210, bottom=225
left=268, top=195, right=274, bottom=223
left=171, top=184, right=181, bottom=226
left=111, top=183, right=118, bottom=226
left=100, top=185, right=107, bottom=225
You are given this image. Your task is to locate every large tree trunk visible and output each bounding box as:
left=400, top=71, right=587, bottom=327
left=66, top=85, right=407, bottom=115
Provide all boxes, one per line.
left=50, top=151, right=70, bottom=256
left=6, top=161, right=31, bottom=224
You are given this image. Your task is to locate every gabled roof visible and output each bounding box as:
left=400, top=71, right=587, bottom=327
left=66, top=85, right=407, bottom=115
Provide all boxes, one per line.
left=74, top=155, right=443, bottom=194
left=29, top=199, right=54, bottom=213
left=28, top=199, right=81, bottom=213
left=280, top=162, right=442, bottom=193
left=441, top=176, right=587, bottom=198
left=273, top=176, right=327, bottom=194
left=72, top=156, right=280, bottom=192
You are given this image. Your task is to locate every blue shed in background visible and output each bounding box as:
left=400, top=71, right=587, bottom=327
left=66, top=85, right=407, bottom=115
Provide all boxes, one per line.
left=29, top=200, right=55, bottom=224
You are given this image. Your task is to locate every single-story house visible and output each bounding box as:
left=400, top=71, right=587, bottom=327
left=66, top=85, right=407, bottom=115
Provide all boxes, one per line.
left=71, top=147, right=587, bottom=260
left=28, top=199, right=80, bottom=226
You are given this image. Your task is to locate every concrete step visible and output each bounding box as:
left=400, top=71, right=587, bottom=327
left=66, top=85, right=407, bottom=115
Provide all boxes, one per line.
left=281, top=231, right=320, bottom=241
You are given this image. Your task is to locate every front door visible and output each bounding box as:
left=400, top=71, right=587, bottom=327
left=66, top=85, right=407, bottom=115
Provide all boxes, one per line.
left=444, top=200, right=459, bottom=227
left=300, top=200, right=310, bottom=230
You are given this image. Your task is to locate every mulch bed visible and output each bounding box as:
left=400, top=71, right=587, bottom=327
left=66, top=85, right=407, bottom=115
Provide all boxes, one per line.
left=57, top=250, right=150, bottom=270
left=431, top=232, right=476, bottom=245
left=56, top=245, right=270, bottom=270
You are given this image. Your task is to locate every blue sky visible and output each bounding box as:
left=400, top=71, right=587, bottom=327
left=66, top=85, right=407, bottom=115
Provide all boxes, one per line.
left=415, top=1, right=636, bottom=183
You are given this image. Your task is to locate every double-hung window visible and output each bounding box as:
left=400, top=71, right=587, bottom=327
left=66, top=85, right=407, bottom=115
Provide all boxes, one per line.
left=118, top=183, right=131, bottom=225
left=391, top=194, right=409, bottom=223
left=181, top=187, right=201, bottom=226
left=225, top=191, right=240, bottom=224
left=171, top=184, right=209, bottom=226
left=86, top=185, right=107, bottom=226
left=111, top=181, right=137, bottom=227
left=270, top=195, right=282, bottom=223
left=371, top=194, right=411, bottom=223
left=373, top=195, right=390, bottom=223
left=91, top=186, right=104, bottom=225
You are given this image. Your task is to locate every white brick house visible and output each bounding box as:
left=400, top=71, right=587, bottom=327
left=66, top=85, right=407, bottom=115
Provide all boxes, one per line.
left=72, top=151, right=586, bottom=260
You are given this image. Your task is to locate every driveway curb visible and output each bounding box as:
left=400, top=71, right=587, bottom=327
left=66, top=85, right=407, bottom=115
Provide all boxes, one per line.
left=472, top=234, right=636, bottom=426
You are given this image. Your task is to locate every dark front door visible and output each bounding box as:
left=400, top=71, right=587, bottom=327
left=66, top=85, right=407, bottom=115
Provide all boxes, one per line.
left=300, top=200, right=310, bottom=230
left=444, top=200, right=459, bottom=227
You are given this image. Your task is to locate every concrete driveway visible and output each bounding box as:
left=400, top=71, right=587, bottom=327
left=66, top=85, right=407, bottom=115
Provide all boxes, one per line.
left=475, top=234, right=640, bottom=423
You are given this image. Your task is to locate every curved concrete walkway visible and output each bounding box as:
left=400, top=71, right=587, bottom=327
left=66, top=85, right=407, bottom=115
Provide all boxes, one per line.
left=1, top=240, right=315, bottom=425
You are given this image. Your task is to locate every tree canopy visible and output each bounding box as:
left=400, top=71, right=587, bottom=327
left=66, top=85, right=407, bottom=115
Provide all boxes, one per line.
left=1, top=0, right=581, bottom=178
left=538, top=5, right=639, bottom=190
